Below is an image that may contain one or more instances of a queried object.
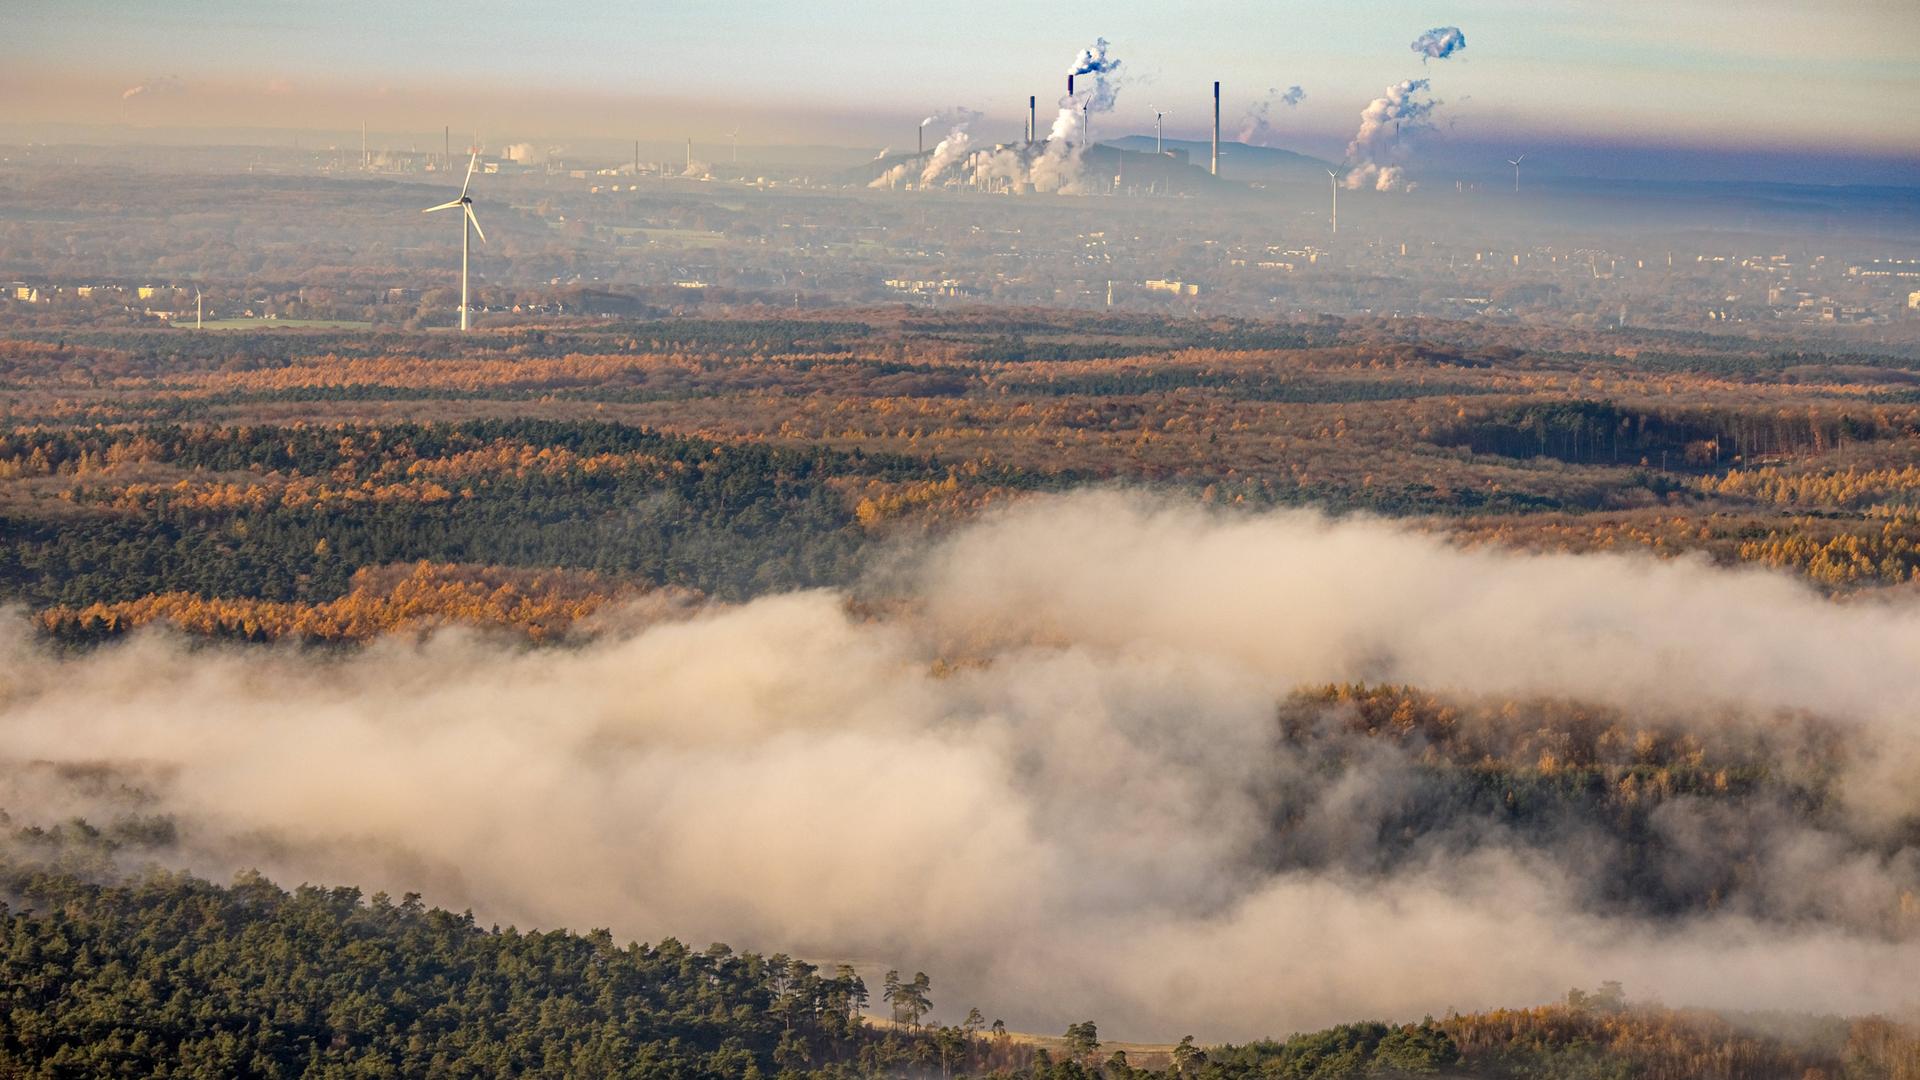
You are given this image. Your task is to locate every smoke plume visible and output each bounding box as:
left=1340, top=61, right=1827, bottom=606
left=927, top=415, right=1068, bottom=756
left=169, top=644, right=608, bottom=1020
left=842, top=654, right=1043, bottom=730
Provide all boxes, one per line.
left=869, top=41, right=1121, bottom=196
left=1026, top=106, right=1092, bottom=193
left=1068, top=37, right=1124, bottom=113
left=4, top=491, right=1917, bottom=1042
left=120, top=75, right=185, bottom=101
left=1412, top=26, right=1468, bottom=62
left=1238, top=85, right=1305, bottom=146
left=1012, top=38, right=1126, bottom=193
left=918, top=108, right=983, bottom=187
left=1344, top=78, right=1439, bottom=190
left=938, top=40, right=1127, bottom=196
left=503, top=142, right=555, bottom=166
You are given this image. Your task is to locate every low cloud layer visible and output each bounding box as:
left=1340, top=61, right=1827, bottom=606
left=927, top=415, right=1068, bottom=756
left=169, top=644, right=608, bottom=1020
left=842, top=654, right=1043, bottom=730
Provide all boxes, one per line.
left=2, top=491, right=1916, bottom=1040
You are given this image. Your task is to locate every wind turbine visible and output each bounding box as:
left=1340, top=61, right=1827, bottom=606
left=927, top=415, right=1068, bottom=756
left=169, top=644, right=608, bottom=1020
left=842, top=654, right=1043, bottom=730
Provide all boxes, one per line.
left=1508, top=153, right=1526, bottom=193
left=422, top=152, right=487, bottom=331
left=1327, top=169, right=1339, bottom=235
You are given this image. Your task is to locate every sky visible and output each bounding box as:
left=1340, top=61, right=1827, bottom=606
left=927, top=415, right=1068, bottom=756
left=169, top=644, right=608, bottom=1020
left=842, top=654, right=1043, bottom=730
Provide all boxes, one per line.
left=5, top=0, right=1918, bottom=182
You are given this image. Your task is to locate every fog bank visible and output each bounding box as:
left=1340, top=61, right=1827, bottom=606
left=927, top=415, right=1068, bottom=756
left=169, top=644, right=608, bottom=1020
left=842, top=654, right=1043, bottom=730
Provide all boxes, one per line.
left=2, top=491, right=1916, bottom=1040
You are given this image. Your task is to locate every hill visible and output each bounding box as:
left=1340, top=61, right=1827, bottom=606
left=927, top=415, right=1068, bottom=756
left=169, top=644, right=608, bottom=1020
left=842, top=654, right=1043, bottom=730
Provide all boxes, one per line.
left=1107, top=135, right=1334, bottom=182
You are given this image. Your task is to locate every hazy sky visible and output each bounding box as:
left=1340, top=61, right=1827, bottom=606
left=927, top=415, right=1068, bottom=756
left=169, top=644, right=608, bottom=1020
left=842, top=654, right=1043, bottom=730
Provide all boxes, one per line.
left=7, top=0, right=1918, bottom=164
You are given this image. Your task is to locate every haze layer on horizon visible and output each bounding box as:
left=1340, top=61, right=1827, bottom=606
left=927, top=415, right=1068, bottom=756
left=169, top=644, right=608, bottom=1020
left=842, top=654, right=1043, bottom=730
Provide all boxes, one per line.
left=7, top=0, right=1917, bottom=185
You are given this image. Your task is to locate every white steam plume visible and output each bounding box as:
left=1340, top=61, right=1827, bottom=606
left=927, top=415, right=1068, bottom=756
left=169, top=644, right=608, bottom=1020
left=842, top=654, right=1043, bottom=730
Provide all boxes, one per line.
left=1344, top=78, right=1438, bottom=191
left=1068, top=37, right=1123, bottom=113
left=885, top=39, right=1121, bottom=196
left=918, top=108, right=982, bottom=187
left=1411, top=26, right=1468, bottom=62
left=868, top=161, right=912, bottom=189
left=503, top=142, right=557, bottom=165
left=1238, top=85, right=1305, bottom=147
left=1026, top=105, right=1092, bottom=193
left=969, top=145, right=1032, bottom=192
left=120, top=75, right=184, bottom=101
left=3, top=492, right=1917, bottom=1042
left=990, top=36, right=1126, bottom=194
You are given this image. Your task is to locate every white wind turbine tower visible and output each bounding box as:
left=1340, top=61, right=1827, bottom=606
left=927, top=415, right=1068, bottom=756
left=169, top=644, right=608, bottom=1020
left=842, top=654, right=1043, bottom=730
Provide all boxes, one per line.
left=1508, top=153, right=1526, bottom=193
left=422, top=152, right=487, bottom=331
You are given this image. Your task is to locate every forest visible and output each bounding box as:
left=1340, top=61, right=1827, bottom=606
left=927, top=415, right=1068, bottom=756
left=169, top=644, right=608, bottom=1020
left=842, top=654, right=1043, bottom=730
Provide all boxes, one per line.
left=8, top=309, right=1920, bottom=642
left=3, top=309, right=1920, bottom=1077
left=4, top=833, right=1914, bottom=1078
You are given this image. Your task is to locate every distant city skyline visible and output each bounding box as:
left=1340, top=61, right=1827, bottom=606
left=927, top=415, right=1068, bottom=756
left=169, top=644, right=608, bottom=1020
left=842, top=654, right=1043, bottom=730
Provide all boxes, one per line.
left=6, top=0, right=1917, bottom=185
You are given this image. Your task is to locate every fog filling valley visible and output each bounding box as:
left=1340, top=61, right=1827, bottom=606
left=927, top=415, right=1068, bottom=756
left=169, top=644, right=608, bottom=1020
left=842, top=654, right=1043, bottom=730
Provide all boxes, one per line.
left=3, top=491, right=1917, bottom=1040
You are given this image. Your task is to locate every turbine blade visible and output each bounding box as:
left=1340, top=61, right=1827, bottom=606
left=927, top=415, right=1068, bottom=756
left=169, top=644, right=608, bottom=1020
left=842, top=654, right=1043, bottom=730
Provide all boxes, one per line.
left=465, top=204, right=487, bottom=244
left=422, top=199, right=463, bottom=213
left=460, top=152, right=478, bottom=198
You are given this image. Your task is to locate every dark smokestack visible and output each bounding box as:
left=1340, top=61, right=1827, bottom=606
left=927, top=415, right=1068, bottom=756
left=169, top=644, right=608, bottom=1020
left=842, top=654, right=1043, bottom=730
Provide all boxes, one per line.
left=918, top=124, right=923, bottom=156
left=1029, top=95, right=1036, bottom=142
left=444, top=126, right=449, bottom=171
left=1211, top=81, right=1220, bottom=177
left=1068, top=74, right=1075, bottom=98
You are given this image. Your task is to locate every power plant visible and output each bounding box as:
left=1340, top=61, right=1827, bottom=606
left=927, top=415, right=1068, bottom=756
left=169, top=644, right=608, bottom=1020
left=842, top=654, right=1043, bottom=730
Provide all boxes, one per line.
left=849, top=42, right=1334, bottom=199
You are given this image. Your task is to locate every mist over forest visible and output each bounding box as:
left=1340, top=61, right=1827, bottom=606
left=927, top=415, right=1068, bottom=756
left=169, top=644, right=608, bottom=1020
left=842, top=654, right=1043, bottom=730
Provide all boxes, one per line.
left=4, top=5, right=1920, bottom=1077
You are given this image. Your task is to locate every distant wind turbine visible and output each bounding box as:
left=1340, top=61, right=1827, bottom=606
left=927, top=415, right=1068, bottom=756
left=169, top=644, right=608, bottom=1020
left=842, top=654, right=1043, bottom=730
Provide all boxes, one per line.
left=1508, top=153, right=1526, bottom=193
left=422, top=152, right=487, bottom=332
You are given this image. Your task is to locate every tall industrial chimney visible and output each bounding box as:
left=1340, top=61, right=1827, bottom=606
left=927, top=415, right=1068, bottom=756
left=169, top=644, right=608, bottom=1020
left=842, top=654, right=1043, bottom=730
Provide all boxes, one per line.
left=1211, top=81, right=1220, bottom=177
left=1029, top=95, right=1036, bottom=142
left=443, top=126, right=450, bottom=171
left=686, top=138, right=693, bottom=173
left=918, top=123, right=923, bottom=157
left=1067, top=74, right=1075, bottom=98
